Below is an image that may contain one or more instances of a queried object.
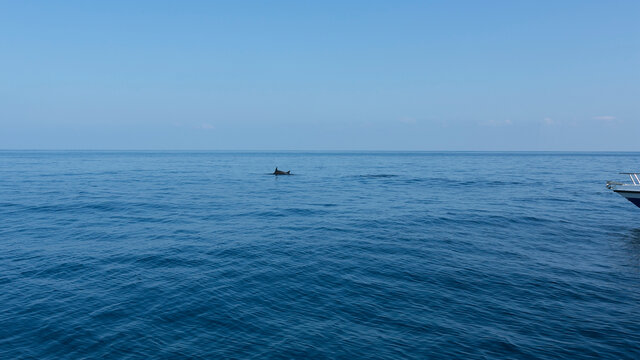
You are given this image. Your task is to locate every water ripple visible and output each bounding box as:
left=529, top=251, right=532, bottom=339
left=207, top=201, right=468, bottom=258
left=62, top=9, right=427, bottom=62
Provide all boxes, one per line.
left=0, top=151, right=639, bottom=359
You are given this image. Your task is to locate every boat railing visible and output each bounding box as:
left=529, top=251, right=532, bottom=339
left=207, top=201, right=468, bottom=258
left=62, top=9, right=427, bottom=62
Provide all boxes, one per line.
left=620, top=173, right=640, bottom=185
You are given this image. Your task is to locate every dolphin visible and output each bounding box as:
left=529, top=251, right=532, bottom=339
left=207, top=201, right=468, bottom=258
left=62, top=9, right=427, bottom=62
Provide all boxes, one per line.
left=273, top=167, right=292, bottom=175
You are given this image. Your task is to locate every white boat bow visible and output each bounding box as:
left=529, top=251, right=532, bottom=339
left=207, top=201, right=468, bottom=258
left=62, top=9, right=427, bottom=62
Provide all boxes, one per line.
left=607, top=173, right=640, bottom=208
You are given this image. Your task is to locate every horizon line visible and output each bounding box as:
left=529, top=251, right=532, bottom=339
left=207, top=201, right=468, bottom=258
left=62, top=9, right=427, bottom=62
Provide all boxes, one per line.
left=1, top=149, right=640, bottom=153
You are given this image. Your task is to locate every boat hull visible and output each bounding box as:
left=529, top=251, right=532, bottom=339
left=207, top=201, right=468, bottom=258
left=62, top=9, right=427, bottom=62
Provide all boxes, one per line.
left=613, top=189, right=640, bottom=208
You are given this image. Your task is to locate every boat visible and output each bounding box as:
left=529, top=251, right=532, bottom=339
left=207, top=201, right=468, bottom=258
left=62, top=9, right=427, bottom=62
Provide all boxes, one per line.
left=607, top=173, right=640, bottom=208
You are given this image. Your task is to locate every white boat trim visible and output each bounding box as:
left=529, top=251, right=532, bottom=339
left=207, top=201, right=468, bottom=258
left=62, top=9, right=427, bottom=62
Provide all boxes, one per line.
left=607, top=172, right=640, bottom=208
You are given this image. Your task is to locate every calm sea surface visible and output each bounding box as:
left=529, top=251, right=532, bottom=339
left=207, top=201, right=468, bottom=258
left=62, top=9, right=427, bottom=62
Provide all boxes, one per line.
left=1, top=151, right=639, bottom=359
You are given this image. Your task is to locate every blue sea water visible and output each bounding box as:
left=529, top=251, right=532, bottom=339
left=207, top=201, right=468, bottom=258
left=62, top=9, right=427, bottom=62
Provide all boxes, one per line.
left=0, top=151, right=639, bottom=359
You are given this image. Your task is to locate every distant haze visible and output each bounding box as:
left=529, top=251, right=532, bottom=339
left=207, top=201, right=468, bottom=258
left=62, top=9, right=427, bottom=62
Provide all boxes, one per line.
left=1, top=1, right=638, bottom=150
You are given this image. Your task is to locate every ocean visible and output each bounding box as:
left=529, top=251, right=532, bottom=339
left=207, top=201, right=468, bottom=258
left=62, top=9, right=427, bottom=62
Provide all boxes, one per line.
left=1, top=151, right=639, bottom=359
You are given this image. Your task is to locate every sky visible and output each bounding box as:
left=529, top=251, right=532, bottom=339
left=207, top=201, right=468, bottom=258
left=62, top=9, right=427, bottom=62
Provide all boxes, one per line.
left=0, top=1, right=638, bottom=151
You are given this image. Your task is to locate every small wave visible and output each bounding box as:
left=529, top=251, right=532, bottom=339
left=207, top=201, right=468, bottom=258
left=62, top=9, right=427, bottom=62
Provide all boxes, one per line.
left=308, top=203, right=338, bottom=207
left=21, top=261, right=96, bottom=280
left=459, top=180, right=524, bottom=186
left=238, top=208, right=330, bottom=218
left=105, top=252, right=209, bottom=268
left=358, top=174, right=399, bottom=178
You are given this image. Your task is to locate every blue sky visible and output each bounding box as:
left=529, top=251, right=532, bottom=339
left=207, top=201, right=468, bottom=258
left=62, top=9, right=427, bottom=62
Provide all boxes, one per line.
left=1, top=1, right=638, bottom=150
